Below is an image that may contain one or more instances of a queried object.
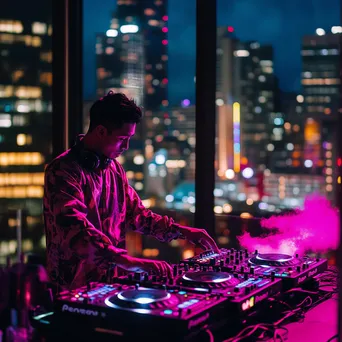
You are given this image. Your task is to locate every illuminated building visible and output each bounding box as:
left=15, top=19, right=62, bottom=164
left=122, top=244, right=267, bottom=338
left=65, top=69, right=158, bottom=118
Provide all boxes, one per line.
left=96, top=0, right=168, bottom=194
left=234, top=41, right=277, bottom=171
left=144, top=105, right=195, bottom=197
left=267, top=93, right=304, bottom=172
left=0, top=1, right=52, bottom=260
left=263, top=173, right=325, bottom=208
left=301, top=27, right=340, bottom=199
left=216, top=28, right=277, bottom=180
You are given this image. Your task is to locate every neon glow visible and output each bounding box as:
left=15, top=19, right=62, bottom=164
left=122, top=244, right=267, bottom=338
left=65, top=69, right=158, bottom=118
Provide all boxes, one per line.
left=233, top=102, right=241, bottom=172
left=241, top=296, right=255, bottom=311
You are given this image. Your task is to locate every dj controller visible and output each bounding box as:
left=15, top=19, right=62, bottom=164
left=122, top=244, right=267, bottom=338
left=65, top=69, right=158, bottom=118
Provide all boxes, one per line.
left=182, top=249, right=328, bottom=289
left=52, top=249, right=328, bottom=341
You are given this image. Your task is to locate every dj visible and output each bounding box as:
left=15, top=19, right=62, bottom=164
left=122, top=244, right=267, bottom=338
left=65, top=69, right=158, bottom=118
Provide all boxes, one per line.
left=43, top=91, right=219, bottom=290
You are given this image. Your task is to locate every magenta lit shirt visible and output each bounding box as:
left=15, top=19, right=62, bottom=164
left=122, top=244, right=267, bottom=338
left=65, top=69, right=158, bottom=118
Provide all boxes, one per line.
left=43, top=150, right=181, bottom=289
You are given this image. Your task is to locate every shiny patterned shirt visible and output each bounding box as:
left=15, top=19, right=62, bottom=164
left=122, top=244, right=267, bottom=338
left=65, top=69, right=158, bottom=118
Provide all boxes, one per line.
left=43, top=150, right=181, bottom=289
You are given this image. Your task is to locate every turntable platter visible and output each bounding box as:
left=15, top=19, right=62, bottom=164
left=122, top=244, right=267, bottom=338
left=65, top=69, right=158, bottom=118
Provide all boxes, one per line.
left=249, top=253, right=302, bottom=267
left=182, top=271, right=232, bottom=283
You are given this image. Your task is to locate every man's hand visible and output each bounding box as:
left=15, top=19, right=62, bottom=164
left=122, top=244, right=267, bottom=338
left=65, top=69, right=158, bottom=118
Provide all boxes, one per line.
left=178, top=226, right=220, bottom=253
left=116, top=254, right=173, bottom=278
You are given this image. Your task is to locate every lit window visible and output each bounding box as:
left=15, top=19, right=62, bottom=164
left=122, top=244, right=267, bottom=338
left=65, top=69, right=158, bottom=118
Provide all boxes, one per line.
left=0, top=114, right=11, bottom=127
left=0, top=20, right=23, bottom=34
left=148, top=20, right=159, bottom=26
left=40, top=51, right=52, bottom=63
left=39, top=72, right=53, bottom=86
left=12, top=115, right=28, bottom=126
left=17, top=134, right=32, bottom=146
left=32, top=22, right=47, bottom=35
left=144, top=8, right=156, bottom=16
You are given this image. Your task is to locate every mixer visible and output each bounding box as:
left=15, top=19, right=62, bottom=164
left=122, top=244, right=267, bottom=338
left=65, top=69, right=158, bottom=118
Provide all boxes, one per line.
left=182, top=248, right=328, bottom=289
left=114, top=268, right=282, bottom=314
left=52, top=248, right=328, bottom=340
left=53, top=281, right=228, bottom=340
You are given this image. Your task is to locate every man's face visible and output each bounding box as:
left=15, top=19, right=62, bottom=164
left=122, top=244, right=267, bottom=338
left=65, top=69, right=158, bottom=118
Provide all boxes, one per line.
left=99, top=122, right=136, bottom=159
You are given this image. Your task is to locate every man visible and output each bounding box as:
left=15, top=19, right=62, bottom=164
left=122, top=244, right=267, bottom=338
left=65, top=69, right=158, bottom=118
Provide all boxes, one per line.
left=43, top=91, right=219, bottom=290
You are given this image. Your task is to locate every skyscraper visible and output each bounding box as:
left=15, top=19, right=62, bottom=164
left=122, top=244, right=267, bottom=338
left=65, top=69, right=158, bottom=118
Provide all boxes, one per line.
left=301, top=26, right=340, bottom=199
left=0, top=1, right=52, bottom=261
left=216, top=28, right=277, bottom=179
left=96, top=0, right=168, bottom=195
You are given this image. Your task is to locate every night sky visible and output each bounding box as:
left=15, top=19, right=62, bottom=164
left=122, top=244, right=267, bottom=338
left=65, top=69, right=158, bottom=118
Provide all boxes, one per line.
left=83, top=0, right=340, bottom=105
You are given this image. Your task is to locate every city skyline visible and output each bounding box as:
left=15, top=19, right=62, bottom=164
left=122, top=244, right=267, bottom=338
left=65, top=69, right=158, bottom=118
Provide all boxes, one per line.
left=83, top=0, right=339, bottom=104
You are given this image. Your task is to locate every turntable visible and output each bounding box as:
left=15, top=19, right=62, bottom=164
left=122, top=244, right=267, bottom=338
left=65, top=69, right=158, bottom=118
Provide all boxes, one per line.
left=54, top=282, right=228, bottom=340
left=180, top=271, right=240, bottom=289
left=245, top=251, right=328, bottom=288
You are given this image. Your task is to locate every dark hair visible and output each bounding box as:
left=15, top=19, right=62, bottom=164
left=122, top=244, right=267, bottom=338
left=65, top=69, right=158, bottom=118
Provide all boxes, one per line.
left=88, top=91, right=142, bottom=132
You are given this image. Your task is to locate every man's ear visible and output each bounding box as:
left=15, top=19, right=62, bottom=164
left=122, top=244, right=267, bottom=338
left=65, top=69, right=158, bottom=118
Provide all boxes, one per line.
left=95, top=125, right=106, bottom=138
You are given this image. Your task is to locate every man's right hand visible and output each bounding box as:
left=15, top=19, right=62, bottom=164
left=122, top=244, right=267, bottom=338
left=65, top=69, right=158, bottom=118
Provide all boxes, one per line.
left=115, top=254, right=173, bottom=278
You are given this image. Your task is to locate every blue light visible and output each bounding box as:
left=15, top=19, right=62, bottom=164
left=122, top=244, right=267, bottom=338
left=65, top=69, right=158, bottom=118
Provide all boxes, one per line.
left=274, top=118, right=284, bottom=125
left=179, top=291, right=186, bottom=295
left=164, top=309, right=173, bottom=315
left=234, top=143, right=240, bottom=152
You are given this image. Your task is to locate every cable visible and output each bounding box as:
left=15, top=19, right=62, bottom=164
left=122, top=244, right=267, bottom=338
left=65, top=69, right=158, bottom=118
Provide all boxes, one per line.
left=205, top=329, right=214, bottom=342
left=326, top=334, right=338, bottom=342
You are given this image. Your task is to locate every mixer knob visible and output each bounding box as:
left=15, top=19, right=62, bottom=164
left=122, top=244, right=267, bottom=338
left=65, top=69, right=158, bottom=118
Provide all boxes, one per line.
left=187, top=309, right=192, bottom=314
left=244, top=273, right=249, bottom=280
left=169, top=278, right=174, bottom=285
left=295, top=253, right=299, bottom=258
left=184, top=264, right=189, bottom=271
left=135, top=284, right=139, bottom=290
left=203, top=266, right=208, bottom=271
left=162, top=285, right=167, bottom=291
left=220, top=260, right=224, bottom=267
left=215, top=266, right=221, bottom=272
left=225, top=257, right=230, bottom=264
left=240, top=266, right=244, bottom=273
left=250, top=267, right=255, bottom=275
left=210, top=258, right=216, bottom=266
left=152, top=275, right=157, bottom=282
left=178, top=270, right=183, bottom=276
left=134, top=272, right=141, bottom=281
left=245, top=250, right=249, bottom=258
left=233, top=287, right=240, bottom=293
left=288, top=267, right=292, bottom=271
left=245, top=286, right=251, bottom=295
left=230, top=255, right=235, bottom=261
left=235, top=259, right=240, bottom=265
left=233, top=265, right=237, bottom=271
left=143, top=273, right=149, bottom=282
left=254, top=250, right=258, bottom=255
left=200, top=253, right=203, bottom=258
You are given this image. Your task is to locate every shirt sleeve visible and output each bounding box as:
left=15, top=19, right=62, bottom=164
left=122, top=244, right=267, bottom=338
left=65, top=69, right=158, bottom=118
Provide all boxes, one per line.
left=44, top=161, right=126, bottom=274
left=124, top=182, right=181, bottom=243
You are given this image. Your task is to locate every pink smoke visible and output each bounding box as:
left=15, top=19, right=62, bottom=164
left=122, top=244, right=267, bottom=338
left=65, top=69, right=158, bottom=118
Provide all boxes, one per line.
left=238, top=195, right=340, bottom=255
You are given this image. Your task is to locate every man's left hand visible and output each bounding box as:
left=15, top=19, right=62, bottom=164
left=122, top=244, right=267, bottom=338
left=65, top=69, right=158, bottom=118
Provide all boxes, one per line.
left=178, top=226, right=220, bottom=253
